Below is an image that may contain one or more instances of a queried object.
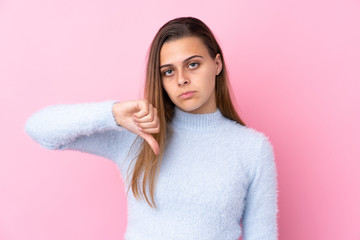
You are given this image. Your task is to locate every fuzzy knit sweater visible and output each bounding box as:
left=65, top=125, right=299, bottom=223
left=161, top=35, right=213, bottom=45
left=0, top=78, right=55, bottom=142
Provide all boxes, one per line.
left=24, top=100, right=279, bottom=240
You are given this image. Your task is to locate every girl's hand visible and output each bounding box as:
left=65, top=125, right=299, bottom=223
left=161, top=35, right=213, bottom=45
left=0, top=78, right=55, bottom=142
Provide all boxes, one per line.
left=112, top=100, right=160, bottom=155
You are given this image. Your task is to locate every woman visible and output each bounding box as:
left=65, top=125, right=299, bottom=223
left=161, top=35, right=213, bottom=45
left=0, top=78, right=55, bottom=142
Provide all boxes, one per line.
left=25, top=16, right=279, bottom=240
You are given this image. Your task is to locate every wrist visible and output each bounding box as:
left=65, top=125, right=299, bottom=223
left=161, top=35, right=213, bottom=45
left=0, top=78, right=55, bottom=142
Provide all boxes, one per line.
left=112, top=102, right=122, bottom=126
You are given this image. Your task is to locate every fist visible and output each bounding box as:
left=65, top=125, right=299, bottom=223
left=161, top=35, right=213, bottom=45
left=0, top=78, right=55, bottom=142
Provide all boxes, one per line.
left=112, top=99, right=160, bottom=155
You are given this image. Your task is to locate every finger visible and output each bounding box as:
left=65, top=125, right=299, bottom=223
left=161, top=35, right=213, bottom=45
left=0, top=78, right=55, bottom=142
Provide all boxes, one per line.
left=133, top=104, right=154, bottom=123
left=140, top=127, right=160, bottom=134
left=134, top=100, right=149, bottom=118
left=137, top=120, right=158, bottom=129
left=139, top=132, right=160, bottom=155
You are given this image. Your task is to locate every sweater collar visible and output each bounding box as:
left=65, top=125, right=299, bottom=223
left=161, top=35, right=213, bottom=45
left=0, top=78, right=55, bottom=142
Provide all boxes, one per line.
left=170, top=106, right=225, bottom=131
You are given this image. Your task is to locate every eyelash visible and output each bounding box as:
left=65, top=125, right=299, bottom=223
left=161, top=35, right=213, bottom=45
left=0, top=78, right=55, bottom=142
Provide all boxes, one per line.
left=163, top=62, right=200, bottom=76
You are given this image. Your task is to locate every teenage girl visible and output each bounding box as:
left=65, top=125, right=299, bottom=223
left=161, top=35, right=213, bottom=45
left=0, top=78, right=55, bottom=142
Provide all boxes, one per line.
left=25, top=16, right=279, bottom=240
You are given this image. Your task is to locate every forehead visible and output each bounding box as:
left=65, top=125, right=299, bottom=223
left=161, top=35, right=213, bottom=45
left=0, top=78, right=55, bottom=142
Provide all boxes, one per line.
left=160, top=36, right=209, bottom=64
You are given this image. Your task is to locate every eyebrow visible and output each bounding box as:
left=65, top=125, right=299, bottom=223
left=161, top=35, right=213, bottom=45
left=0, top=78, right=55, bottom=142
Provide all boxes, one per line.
left=159, top=55, right=204, bottom=69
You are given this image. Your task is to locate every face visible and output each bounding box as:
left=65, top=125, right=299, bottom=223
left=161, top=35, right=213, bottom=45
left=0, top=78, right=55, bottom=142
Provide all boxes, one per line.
left=160, top=36, right=222, bottom=114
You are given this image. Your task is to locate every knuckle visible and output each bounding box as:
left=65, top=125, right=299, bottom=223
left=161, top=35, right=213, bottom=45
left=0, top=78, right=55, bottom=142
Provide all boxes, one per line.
left=145, top=115, right=152, bottom=121
left=149, top=113, right=155, bottom=121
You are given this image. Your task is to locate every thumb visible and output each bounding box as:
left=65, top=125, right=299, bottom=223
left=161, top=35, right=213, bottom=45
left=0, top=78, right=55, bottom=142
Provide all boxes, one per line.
left=138, top=131, right=160, bottom=155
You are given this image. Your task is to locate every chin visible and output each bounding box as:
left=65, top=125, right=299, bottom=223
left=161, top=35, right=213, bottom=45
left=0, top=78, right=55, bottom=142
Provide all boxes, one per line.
left=177, top=102, right=207, bottom=114
left=178, top=106, right=199, bottom=113
left=176, top=103, right=201, bottom=113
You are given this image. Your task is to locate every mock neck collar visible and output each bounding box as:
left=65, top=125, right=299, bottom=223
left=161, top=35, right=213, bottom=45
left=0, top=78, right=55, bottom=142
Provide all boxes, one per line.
left=170, top=107, right=225, bottom=131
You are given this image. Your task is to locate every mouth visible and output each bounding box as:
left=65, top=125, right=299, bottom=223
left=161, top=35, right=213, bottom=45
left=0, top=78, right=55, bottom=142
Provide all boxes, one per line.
left=178, top=91, right=196, bottom=99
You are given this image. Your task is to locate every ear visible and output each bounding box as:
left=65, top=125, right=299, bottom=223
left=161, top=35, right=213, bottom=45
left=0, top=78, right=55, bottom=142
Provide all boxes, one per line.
left=215, top=53, right=223, bottom=75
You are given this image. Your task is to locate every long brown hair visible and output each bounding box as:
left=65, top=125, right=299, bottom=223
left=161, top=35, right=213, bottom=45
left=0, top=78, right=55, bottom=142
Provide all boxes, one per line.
left=125, top=16, right=246, bottom=209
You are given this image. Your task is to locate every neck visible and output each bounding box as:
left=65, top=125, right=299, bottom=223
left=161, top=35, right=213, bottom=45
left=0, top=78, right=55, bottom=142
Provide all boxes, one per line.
left=170, top=106, right=225, bottom=131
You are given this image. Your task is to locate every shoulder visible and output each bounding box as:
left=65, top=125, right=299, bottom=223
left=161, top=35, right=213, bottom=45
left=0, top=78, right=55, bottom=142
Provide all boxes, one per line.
left=221, top=117, right=271, bottom=146
left=224, top=118, right=277, bottom=170
left=220, top=117, right=275, bottom=163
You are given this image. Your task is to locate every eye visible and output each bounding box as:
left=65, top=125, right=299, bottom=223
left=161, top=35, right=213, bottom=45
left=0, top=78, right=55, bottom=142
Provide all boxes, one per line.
left=163, top=69, right=173, bottom=76
left=188, top=62, right=199, bottom=69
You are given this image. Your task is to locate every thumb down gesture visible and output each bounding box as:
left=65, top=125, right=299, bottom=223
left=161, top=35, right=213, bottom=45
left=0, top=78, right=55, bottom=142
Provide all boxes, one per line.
left=112, top=100, right=160, bottom=155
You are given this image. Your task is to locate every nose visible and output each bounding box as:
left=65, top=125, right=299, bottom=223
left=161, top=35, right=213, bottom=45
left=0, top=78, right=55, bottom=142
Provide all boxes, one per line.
left=177, top=70, right=190, bottom=86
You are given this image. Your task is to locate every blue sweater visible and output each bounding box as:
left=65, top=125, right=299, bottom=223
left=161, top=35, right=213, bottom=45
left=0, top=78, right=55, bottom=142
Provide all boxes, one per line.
left=24, top=100, right=279, bottom=240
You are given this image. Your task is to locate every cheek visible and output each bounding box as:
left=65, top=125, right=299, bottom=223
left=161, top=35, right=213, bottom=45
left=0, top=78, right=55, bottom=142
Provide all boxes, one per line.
left=203, top=72, right=216, bottom=90
left=199, top=65, right=216, bottom=83
left=161, top=80, right=168, bottom=92
left=162, top=82, right=174, bottom=98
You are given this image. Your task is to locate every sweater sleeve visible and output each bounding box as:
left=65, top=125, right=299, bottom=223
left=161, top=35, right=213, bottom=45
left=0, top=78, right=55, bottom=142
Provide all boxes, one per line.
left=241, top=136, right=279, bottom=240
left=24, top=100, right=130, bottom=162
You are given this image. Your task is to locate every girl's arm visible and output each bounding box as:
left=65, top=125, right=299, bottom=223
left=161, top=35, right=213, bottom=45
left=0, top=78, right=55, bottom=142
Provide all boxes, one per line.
left=241, top=137, right=279, bottom=240
left=24, top=100, right=131, bottom=162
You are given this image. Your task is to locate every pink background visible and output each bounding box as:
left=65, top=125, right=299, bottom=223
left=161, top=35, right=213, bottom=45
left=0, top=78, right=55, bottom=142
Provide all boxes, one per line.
left=1, top=0, right=359, bottom=239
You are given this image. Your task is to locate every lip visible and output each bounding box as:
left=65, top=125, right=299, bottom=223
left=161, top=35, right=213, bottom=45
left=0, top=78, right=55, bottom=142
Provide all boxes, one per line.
left=178, top=91, right=196, bottom=99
